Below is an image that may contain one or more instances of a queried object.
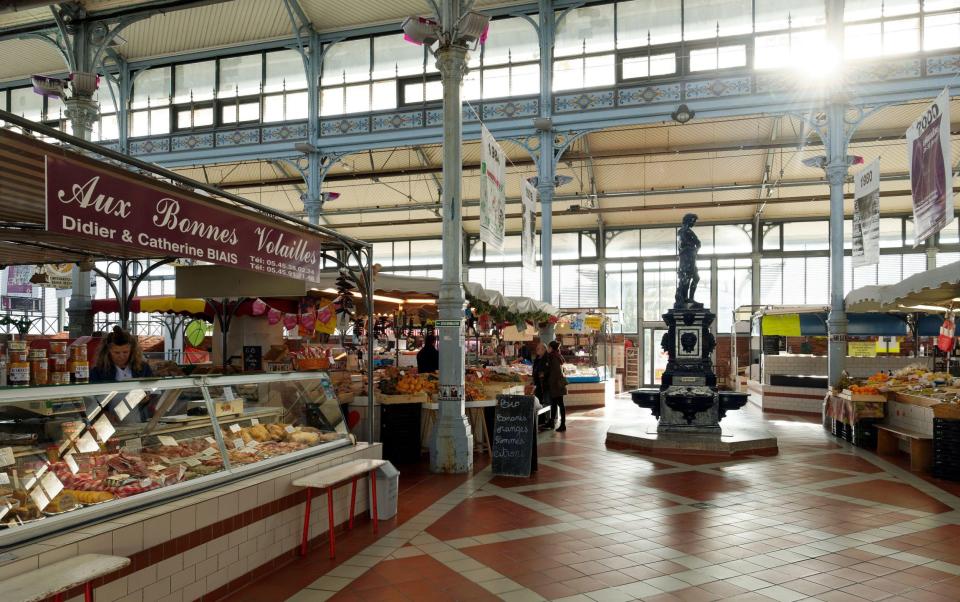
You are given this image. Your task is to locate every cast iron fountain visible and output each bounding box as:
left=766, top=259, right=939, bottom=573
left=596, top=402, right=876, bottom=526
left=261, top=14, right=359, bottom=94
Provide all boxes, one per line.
left=606, top=214, right=775, bottom=455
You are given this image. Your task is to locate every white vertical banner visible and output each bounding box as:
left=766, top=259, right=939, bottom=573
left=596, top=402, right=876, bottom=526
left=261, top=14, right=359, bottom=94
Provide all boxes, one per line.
left=907, top=87, right=954, bottom=245
left=480, top=124, right=506, bottom=251
left=521, top=179, right=537, bottom=274
left=852, top=158, right=880, bottom=268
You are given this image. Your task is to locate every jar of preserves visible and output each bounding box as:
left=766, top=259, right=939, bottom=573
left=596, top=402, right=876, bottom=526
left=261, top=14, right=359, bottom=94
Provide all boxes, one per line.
left=30, top=359, right=48, bottom=386
left=70, top=344, right=88, bottom=362
left=8, top=361, right=29, bottom=386
left=72, top=361, right=90, bottom=384
left=48, top=341, right=67, bottom=355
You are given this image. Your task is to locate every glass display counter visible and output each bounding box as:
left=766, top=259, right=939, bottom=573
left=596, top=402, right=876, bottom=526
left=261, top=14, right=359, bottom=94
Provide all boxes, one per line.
left=0, top=372, right=350, bottom=545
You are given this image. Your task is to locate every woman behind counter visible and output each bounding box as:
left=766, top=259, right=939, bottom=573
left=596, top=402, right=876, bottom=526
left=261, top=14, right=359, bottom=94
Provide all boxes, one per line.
left=90, top=326, right=153, bottom=383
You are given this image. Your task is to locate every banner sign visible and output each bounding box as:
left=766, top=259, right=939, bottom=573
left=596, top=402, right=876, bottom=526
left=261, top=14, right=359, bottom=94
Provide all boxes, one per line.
left=4, top=266, right=34, bottom=297
left=45, top=155, right=325, bottom=281
left=43, top=263, right=74, bottom=289
left=852, top=158, right=880, bottom=268
left=907, top=88, right=954, bottom=245
left=479, top=125, right=506, bottom=251
left=521, top=179, right=537, bottom=273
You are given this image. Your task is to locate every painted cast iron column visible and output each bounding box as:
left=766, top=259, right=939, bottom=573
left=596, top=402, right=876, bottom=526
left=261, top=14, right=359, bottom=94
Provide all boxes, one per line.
left=538, top=0, right=556, bottom=342
left=430, top=0, right=473, bottom=473
left=825, top=0, right=848, bottom=387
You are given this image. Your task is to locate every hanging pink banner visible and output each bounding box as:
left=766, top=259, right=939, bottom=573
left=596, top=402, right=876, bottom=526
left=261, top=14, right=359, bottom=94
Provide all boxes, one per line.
left=283, top=313, right=299, bottom=330
left=251, top=298, right=267, bottom=316
left=267, top=308, right=282, bottom=325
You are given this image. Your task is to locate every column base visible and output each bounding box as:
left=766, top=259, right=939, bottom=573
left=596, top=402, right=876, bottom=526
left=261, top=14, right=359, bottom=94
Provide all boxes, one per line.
left=429, top=414, right=474, bottom=473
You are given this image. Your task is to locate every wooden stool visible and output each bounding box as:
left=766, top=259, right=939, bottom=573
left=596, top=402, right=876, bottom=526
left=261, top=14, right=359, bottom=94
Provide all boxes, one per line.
left=876, top=425, right=933, bottom=471
left=293, top=458, right=387, bottom=558
left=1, top=553, right=130, bottom=602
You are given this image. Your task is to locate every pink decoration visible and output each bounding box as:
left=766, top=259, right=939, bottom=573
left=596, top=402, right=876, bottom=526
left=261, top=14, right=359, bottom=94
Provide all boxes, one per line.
left=283, top=314, right=299, bottom=330
left=318, top=305, right=332, bottom=323
left=251, top=298, right=267, bottom=316
left=267, top=308, right=282, bottom=325
left=301, top=313, right=316, bottom=332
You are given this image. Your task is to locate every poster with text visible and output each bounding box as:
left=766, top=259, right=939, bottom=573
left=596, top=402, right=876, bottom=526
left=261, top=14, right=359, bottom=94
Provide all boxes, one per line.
left=852, top=158, right=880, bottom=268
left=521, top=179, right=537, bottom=273
left=480, top=125, right=506, bottom=251
left=907, top=88, right=954, bottom=245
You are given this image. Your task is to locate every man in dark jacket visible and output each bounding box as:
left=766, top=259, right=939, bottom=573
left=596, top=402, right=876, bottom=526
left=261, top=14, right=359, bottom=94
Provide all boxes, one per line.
left=417, top=334, right=439, bottom=373
left=546, top=340, right=568, bottom=432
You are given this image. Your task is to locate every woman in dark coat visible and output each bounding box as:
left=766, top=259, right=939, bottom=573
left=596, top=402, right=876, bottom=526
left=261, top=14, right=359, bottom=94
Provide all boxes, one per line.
left=546, top=340, right=567, bottom=432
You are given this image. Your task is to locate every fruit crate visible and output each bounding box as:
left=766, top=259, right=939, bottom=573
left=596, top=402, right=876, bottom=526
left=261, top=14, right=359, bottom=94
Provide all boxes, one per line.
left=851, top=419, right=879, bottom=449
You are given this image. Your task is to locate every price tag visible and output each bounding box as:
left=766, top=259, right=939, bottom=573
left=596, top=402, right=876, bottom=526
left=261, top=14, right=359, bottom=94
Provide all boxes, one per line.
left=124, top=438, right=142, bottom=453
left=229, top=424, right=242, bottom=433
left=147, top=464, right=166, bottom=472
left=285, top=425, right=295, bottom=434
left=184, top=457, right=201, bottom=467
left=224, top=387, right=236, bottom=401
left=40, top=472, right=63, bottom=500
left=205, top=437, right=217, bottom=445
left=244, top=439, right=258, bottom=449
left=76, top=432, right=99, bottom=454
left=140, top=479, right=152, bottom=488
left=199, top=448, right=218, bottom=458
left=0, top=473, right=9, bottom=486
left=29, top=487, right=49, bottom=512
left=0, top=448, right=14, bottom=467
left=64, top=454, right=79, bottom=475
left=93, top=415, right=115, bottom=444
left=157, top=435, right=178, bottom=447
left=113, top=400, right=130, bottom=421
left=126, top=389, right=146, bottom=408
left=232, top=438, right=244, bottom=450
left=250, top=418, right=259, bottom=425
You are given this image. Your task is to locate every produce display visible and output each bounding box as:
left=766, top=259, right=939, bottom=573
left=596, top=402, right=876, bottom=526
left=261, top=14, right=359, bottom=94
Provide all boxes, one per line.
left=377, top=367, right=438, bottom=396
left=843, top=365, right=960, bottom=403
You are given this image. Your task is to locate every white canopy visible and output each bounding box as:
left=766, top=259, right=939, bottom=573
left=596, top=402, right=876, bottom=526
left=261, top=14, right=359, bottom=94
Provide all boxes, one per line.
left=845, top=260, right=960, bottom=312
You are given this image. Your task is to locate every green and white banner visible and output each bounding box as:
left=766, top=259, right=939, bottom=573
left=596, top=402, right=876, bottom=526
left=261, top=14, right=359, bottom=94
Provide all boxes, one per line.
left=852, top=158, right=880, bottom=268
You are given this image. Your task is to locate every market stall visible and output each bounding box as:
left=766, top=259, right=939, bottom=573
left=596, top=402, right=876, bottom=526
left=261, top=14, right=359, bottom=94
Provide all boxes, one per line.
left=0, top=110, right=379, bottom=559
left=553, top=309, right=618, bottom=407
left=747, top=305, right=943, bottom=414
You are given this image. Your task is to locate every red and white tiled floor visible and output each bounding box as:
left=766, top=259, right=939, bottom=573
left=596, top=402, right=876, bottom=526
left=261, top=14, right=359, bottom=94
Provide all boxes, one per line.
left=232, top=397, right=960, bottom=601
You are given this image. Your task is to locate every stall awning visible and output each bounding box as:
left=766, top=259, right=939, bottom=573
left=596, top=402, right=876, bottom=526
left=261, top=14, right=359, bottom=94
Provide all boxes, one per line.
left=845, top=260, right=960, bottom=312
left=90, top=295, right=299, bottom=319
left=760, top=310, right=943, bottom=336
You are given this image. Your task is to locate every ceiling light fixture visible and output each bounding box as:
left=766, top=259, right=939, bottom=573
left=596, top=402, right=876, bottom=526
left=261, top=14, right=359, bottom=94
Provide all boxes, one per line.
left=671, top=104, right=695, bottom=124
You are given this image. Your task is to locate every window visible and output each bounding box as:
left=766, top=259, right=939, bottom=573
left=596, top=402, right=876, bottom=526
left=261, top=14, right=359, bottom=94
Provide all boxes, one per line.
left=640, top=227, right=676, bottom=257
left=755, top=30, right=826, bottom=70
left=616, top=0, right=681, bottom=48
left=264, top=49, right=308, bottom=122
left=372, top=36, right=425, bottom=79
left=372, top=241, right=393, bottom=266
left=553, top=54, right=616, bottom=91
left=783, top=221, right=828, bottom=251
left=555, top=4, right=615, bottom=57
left=925, top=11, right=960, bottom=51
left=173, top=61, right=215, bottom=130
left=484, top=17, right=540, bottom=65
left=717, top=258, right=752, bottom=332
left=401, top=77, right=442, bottom=104
left=606, top=263, right=638, bottom=333
left=9, top=87, right=43, bottom=121
left=689, top=44, right=747, bottom=71
left=755, top=0, right=825, bottom=32
left=606, top=230, right=640, bottom=258
left=938, top=251, right=960, bottom=267
left=131, top=67, right=171, bottom=136
left=683, top=0, right=752, bottom=40
left=845, top=0, right=918, bottom=21
left=409, top=239, right=442, bottom=265
left=555, top=264, right=599, bottom=308
left=621, top=52, right=677, bottom=79
left=644, top=260, right=676, bottom=320
left=762, top=224, right=781, bottom=250
left=712, top=225, right=753, bottom=254
left=218, top=54, right=262, bottom=99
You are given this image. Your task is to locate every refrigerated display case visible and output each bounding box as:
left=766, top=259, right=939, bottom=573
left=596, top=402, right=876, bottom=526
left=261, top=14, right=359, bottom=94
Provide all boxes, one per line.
left=0, top=371, right=350, bottom=545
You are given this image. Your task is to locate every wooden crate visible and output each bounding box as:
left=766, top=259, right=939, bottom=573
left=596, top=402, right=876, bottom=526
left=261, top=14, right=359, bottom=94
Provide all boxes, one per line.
left=375, top=392, right=428, bottom=404
left=840, top=390, right=888, bottom=402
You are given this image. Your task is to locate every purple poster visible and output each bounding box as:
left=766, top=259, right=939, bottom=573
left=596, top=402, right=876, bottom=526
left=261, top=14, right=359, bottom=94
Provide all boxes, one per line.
left=906, top=88, right=954, bottom=245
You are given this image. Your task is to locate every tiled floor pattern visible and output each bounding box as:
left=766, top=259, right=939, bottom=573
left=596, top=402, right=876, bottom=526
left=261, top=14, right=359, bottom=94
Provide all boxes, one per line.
left=233, top=397, right=960, bottom=601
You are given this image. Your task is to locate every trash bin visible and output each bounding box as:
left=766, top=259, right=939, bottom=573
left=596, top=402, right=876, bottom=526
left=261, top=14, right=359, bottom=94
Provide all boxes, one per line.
left=368, top=461, right=400, bottom=520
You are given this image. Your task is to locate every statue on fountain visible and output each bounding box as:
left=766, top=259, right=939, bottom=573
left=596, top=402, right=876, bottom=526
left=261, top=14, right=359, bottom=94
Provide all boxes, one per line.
left=675, top=213, right=702, bottom=309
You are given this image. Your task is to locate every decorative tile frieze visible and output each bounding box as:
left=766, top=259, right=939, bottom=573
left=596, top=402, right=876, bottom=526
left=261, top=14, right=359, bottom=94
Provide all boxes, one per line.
left=371, top=111, right=424, bottom=131
left=926, top=54, right=960, bottom=76
left=262, top=122, right=309, bottom=142
left=129, top=138, right=169, bottom=155
left=618, top=84, right=681, bottom=106
left=684, top=77, right=752, bottom=100
left=482, top=99, right=538, bottom=120
left=170, top=133, right=214, bottom=151
left=319, top=116, right=369, bottom=136
left=555, top=90, right=616, bottom=113
left=215, top=128, right=260, bottom=146
left=847, top=58, right=922, bottom=84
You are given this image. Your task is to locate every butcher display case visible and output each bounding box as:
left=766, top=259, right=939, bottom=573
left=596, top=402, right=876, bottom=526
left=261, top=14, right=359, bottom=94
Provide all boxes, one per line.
left=0, top=371, right=351, bottom=545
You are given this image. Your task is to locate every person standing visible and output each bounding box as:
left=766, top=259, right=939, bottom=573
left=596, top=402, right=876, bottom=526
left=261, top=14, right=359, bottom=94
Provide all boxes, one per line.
left=90, top=326, right=153, bottom=383
left=416, top=334, right=439, bottom=373
left=532, top=342, right=549, bottom=418
left=546, top=340, right=568, bottom=432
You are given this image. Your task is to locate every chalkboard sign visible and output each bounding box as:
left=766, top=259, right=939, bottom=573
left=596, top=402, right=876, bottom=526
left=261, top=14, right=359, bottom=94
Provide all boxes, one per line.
left=242, top=346, right=262, bottom=371
left=492, top=394, right=536, bottom=477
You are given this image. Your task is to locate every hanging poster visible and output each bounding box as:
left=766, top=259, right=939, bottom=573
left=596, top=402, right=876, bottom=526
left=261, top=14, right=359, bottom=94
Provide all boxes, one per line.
left=42, top=263, right=75, bottom=289
left=480, top=124, right=506, bottom=251
left=521, top=179, right=537, bottom=273
left=852, top=158, right=880, bottom=268
left=906, top=88, right=954, bottom=245
left=4, top=266, right=34, bottom=297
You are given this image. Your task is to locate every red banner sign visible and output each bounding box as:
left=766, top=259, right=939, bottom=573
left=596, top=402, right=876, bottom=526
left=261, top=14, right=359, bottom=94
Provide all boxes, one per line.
left=45, top=155, right=324, bottom=280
